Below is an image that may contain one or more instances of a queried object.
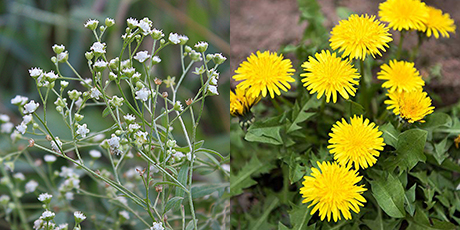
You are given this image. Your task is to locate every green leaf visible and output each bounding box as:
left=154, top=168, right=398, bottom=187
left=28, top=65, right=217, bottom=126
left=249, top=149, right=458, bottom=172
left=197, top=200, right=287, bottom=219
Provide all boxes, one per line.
left=289, top=202, right=313, bottom=230
left=433, top=138, right=449, bottom=165
left=336, top=6, right=352, bottom=20
left=163, top=197, right=183, bottom=214
left=196, top=147, right=224, bottom=161
left=175, top=140, right=204, bottom=153
left=286, top=96, right=320, bottom=133
left=345, top=100, right=364, bottom=118
left=230, top=156, right=275, bottom=196
left=185, top=219, right=197, bottom=230
left=404, top=184, right=417, bottom=216
left=245, top=116, right=283, bottom=145
left=102, top=107, right=111, bottom=118
left=370, top=173, right=406, bottom=218
left=175, top=164, right=189, bottom=199
left=407, top=206, right=457, bottom=230
left=395, top=129, right=427, bottom=171
left=191, top=183, right=229, bottom=199
left=380, top=123, right=399, bottom=148
left=419, top=113, right=452, bottom=131
left=278, top=222, right=290, bottom=230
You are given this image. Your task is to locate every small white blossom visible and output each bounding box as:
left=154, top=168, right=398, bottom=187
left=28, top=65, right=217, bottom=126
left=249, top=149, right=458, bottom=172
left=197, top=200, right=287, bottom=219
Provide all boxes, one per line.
left=1, top=122, right=14, bottom=133
left=51, top=137, right=62, bottom=153
left=10, top=130, right=22, bottom=142
left=57, top=51, right=68, bottom=62
left=16, top=122, right=27, bottom=134
left=90, top=87, right=102, bottom=100
left=55, top=223, right=68, bottom=230
left=29, top=67, right=43, bottom=78
left=108, top=134, right=120, bottom=149
left=174, top=101, right=183, bottom=111
left=168, top=33, right=180, bottom=44
left=119, top=210, right=130, bottom=220
left=134, top=50, right=150, bottom=63
left=152, top=56, right=161, bottom=64
left=151, top=28, right=164, bottom=39
left=212, top=53, right=227, bottom=64
left=89, top=150, right=101, bottom=158
left=44, top=154, right=57, bottom=163
left=172, top=151, right=185, bottom=162
left=138, top=18, right=152, bottom=35
left=90, top=42, right=106, bottom=54
left=65, top=192, right=74, bottom=200
left=135, top=131, right=148, bottom=146
left=75, top=97, right=83, bottom=110
left=135, top=87, right=151, bottom=101
left=44, top=71, right=58, bottom=82
left=84, top=19, right=99, bottom=30
left=122, top=67, right=136, bottom=77
left=194, top=41, right=208, bottom=52
left=124, top=114, right=136, bottom=123
left=0, top=114, right=9, bottom=122
left=207, top=85, right=219, bottom=95
left=128, top=123, right=141, bottom=132
left=38, top=193, right=52, bottom=203
left=0, top=195, right=10, bottom=205
left=23, top=114, right=33, bottom=124
left=24, top=100, right=39, bottom=114
left=151, top=222, right=164, bottom=230
left=13, top=173, right=25, bottom=181
left=81, top=78, right=92, bottom=87
left=76, top=124, right=90, bottom=138
left=11, top=95, right=28, bottom=106
left=178, top=35, right=189, bottom=45
left=109, top=96, right=124, bottom=107
left=93, top=60, right=108, bottom=70
left=59, top=166, right=77, bottom=178
left=52, top=44, right=65, bottom=53
left=126, top=18, right=139, bottom=28
left=25, top=180, right=39, bottom=193
left=41, top=210, right=55, bottom=221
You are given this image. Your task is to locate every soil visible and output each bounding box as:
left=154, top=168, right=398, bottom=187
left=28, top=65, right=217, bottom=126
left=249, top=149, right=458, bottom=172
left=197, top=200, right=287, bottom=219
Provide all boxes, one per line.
left=230, top=0, right=460, bottom=106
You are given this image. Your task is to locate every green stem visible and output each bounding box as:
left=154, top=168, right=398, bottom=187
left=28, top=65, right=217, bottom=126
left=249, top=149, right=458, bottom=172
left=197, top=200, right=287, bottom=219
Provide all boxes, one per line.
left=396, top=30, right=405, bottom=60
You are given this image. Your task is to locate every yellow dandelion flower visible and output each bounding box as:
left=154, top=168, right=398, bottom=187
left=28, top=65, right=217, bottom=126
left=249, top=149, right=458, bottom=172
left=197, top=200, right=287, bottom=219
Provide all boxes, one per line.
left=328, top=115, right=386, bottom=169
left=300, top=50, right=360, bottom=103
left=377, top=60, right=425, bottom=93
left=330, top=14, right=392, bottom=60
left=233, top=51, right=295, bottom=99
left=300, top=161, right=367, bottom=222
left=424, top=6, right=456, bottom=38
left=385, top=90, right=434, bottom=123
left=379, top=0, right=429, bottom=31
left=230, top=87, right=260, bottom=117
left=454, top=135, right=460, bottom=149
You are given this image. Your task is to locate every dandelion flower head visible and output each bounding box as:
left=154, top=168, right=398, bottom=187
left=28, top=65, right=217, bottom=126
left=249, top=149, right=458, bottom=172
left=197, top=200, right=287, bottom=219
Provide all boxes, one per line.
left=377, top=60, right=425, bottom=93
left=233, top=51, right=295, bottom=98
left=300, top=161, right=366, bottom=222
left=230, top=86, right=260, bottom=117
left=330, top=14, right=392, bottom=60
left=301, top=50, right=360, bottom=103
left=379, top=0, right=429, bottom=31
left=328, top=115, right=386, bottom=169
left=385, top=89, right=434, bottom=123
left=424, top=6, right=456, bottom=38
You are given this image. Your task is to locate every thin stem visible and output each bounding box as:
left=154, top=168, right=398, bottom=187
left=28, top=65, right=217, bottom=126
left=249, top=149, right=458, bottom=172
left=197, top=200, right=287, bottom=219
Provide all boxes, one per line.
left=396, top=30, right=405, bottom=60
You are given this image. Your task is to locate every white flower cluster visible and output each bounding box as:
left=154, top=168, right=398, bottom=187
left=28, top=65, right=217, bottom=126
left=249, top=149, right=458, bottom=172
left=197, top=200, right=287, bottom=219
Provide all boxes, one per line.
left=57, top=166, right=80, bottom=200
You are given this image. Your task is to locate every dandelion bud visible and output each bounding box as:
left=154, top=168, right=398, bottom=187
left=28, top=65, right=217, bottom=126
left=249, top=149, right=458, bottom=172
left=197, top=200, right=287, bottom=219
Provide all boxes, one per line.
left=75, top=114, right=84, bottom=122
left=105, top=18, right=115, bottom=27
left=52, top=44, right=65, bottom=54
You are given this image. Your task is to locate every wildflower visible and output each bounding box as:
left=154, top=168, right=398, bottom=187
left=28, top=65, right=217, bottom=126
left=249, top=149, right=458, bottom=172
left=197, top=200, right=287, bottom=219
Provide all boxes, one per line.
left=152, top=56, right=161, bottom=64
left=424, top=6, right=456, bottom=38
left=1, top=122, right=14, bottom=133
left=76, top=124, right=90, bottom=138
left=128, top=123, right=140, bottom=132
left=87, top=150, right=100, bottom=159
left=138, top=18, right=152, bottom=35
left=29, top=67, right=43, bottom=78
left=80, top=78, right=92, bottom=87
left=13, top=173, right=25, bottom=181
left=127, top=18, right=139, bottom=29
left=233, top=51, right=295, bottom=98
left=109, top=96, right=124, bottom=107
left=24, top=100, right=39, bottom=114
left=168, top=33, right=181, bottom=44
left=51, top=137, right=63, bottom=153
left=330, top=14, right=392, bottom=60
left=41, top=210, right=55, bottom=221
left=300, top=161, right=366, bottom=222
left=60, top=81, right=68, bottom=89
left=93, top=60, right=108, bottom=72
left=0, top=114, right=9, bottom=123
left=174, top=101, right=183, bottom=111
left=119, top=210, right=130, bottom=220
left=23, top=114, right=33, bottom=124
left=68, top=90, right=82, bottom=101
left=44, top=155, right=57, bottom=163
left=385, top=89, right=434, bottom=123
left=230, top=87, right=260, bottom=117
left=11, top=130, right=22, bottom=142
left=163, top=76, right=176, bottom=87
left=57, top=51, right=69, bottom=63
left=124, top=114, right=136, bottom=123
left=134, top=50, right=150, bottom=63
left=301, top=50, right=360, bottom=103
left=151, top=28, right=164, bottom=40
left=0, top=195, right=10, bottom=205
left=189, top=50, right=202, bottom=61
left=74, top=211, right=86, bottom=223
left=207, top=85, right=219, bottom=95
left=38, top=193, right=53, bottom=203
left=195, top=41, right=208, bottom=52
left=377, top=60, right=425, bottom=93
left=55, top=223, right=68, bottom=230
left=25, top=180, right=39, bottom=193
left=378, top=0, right=428, bottom=31
left=151, top=222, right=164, bottom=230
left=84, top=19, right=99, bottom=30
left=328, top=116, right=385, bottom=169
left=134, top=131, right=148, bottom=146
left=135, top=87, right=151, bottom=101
left=16, top=122, right=27, bottom=134
left=90, top=42, right=106, bottom=54
left=178, top=35, right=189, bottom=45
left=65, top=192, right=74, bottom=200
left=11, top=95, right=28, bottom=106
left=122, top=67, right=136, bottom=78
left=212, top=53, right=227, bottom=65
left=90, top=87, right=102, bottom=100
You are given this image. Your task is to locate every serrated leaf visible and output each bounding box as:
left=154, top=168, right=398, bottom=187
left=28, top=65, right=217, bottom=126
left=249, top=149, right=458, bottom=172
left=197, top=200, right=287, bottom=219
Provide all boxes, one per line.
left=191, top=183, right=229, bottom=199
left=163, top=197, right=183, bottom=214
left=230, top=156, right=275, bottom=196
left=287, top=96, right=320, bottom=133
left=245, top=117, right=283, bottom=145
left=380, top=122, right=399, bottom=148
left=396, top=129, right=427, bottom=171
left=289, top=202, right=313, bottom=230
left=407, top=206, right=456, bottom=230
left=370, top=174, right=405, bottom=218
left=433, top=138, right=449, bottom=165
left=249, top=196, right=279, bottom=230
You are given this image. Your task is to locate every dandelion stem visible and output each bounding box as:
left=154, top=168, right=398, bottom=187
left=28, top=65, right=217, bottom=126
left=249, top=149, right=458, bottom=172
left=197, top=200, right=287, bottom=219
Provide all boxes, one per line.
left=397, top=30, right=405, bottom=60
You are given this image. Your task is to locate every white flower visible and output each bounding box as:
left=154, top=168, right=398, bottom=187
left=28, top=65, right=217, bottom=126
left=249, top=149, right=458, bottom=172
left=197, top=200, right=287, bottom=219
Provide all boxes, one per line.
left=76, top=124, right=90, bottom=138
left=207, top=85, right=218, bottom=95
left=119, top=210, right=130, bottom=220
left=57, top=51, right=68, bottom=62
left=174, top=101, right=183, bottom=111
left=23, top=114, right=33, bottom=124
left=55, top=223, right=68, bottom=230
left=186, top=152, right=196, bottom=161
left=84, top=19, right=99, bottom=29
left=10, top=130, right=22, bottom=142
left=194, top=41, right=208, bottom=52
left=210, top=76, right=218, bottom=85
left=62, top=177, right=80, bottom=190
left=169, top=33, right=180, bottom=44
left=24, top=100, right=39, bottom=114
left=178, top=35, right=189, bottom=45
left=81, top=78, right=93, bottom=87
left=59, top=166, right=77, bottom=178
left=151, top=222, right=164, bottom=230
left=11, top=95, right=28, bottom=105
left=44, top=154, right=57, bottom=163
left=108, top=134, right=120, bottom=149
left=135, top=87, right=151, bottom=101
left=52, top=44, right=65, bottom=53
left=25, top=180, right=39, bottom=193
left=0, top=114, right=9, bottom=122
left=0, top=195, right=10, bottom=205
left=90, top=42, right=106, bottom=54
left=13, top=173, right=25, bottom=181
left=212, top=53, right=227, bottom=64
left=172, top=151, right=185, bottom=161
left=89, top=150, right=101, bottom=158
left=151, top=28, right=164, bottom=39
left=222, top=164, right=230, bottom=172
left=126, top=18, right=139, bottom=28
left=51, top=137, right=62, bottom=153
left=122, top=67, right=135, bottom=76
left=29, top=67, right=43, bottom=78
left=135, top=131, right=148, bottom=146
left=44, top=71, right=58, bottom=82
left=75, top=97, right=83, bottom=110
left=124, top=114, right=136, bottom=123
left=128, top=123, right=141, bottom=132
left=138, top=18, right=152, bottom=35
left=33, top=218, right=44, bottom=230
left=93, top=60, right=108, bottom=69
left=41, top=210, right=55, bottom=221
left=152, top=56, right=161, bottom=64
left=65, top=192, right=74, bottom=200
left=38, top=193, right=52, bottom=203
left=134, top=51, right=150, bottom=63
left=16, top=122, right=27, bottom=134
left=1, top=122, right=14, bottom=133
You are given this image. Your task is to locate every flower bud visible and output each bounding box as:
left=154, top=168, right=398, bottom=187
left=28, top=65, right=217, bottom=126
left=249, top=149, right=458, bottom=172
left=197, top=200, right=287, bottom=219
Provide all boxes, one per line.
left=194, top=41, right=208, bottom=53
left=166, top=139, right=176, bottom=148
left=75, top=114, right=84, bottom=122
left=85, top=51, right=94, bottom=60
left=52, top=44, right=65, bottom=54
left=105, top=18, right=115, bottom=27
